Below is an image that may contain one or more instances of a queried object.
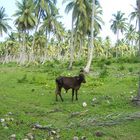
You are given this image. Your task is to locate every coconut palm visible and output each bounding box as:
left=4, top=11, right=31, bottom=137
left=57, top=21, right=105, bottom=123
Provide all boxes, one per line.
left=63, top=0, right=84, bottom=69
left=84, top=2, right=104, bottom=72
left=125, top=24, right=138, bottom=47
left=104, top=36, right=112, bottom=58
left=110, top=11, right=128, bottom=42
left=137, top=0, right=140, bottom=99
left=14, top=0, right=36, bottom=32
left=129, top=4, right=139, bottom=29
left=30, top=0, right=58, bottom=62
left=138, top=0, right=140, bottom=55
left=84, top=0, right=95, bottom=72
left=13, top=0, right=36, bottom=64
left=63, top=0, right=103, bottom=70
left=132, top=0, right=140, bottom=106
left=40, top=14, right=62, bottom=44
left=0, top=7, right=11, bottom=37
left=110, top=11, right=128, bottom=57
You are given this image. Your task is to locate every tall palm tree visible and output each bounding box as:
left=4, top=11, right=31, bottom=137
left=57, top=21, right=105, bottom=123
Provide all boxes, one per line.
left=63, top=0, right=84, bottom=69
left=84, top=0, right=95, bottom=73
left=110, top=11, right=128, bottom=57
left=137, top=0, right=140, bottom=100
left=138, top=0, right=140, bottom=56
left=63, top=0, right=103, bottom=70
left=129, top=4, right=139, bottom=29
left=0, top=7, right=11, bottom=37
left=84, top=2, right=104, bottom=72
left=132, top=0, right=140, bottom=105
left=14, top=0, right=36, bottom=32
left=30, top=0, right=57, bottom=62
left=40, top=14, right=62, bottom=44
left=110, top=11, right=128, bottom=42
left=104, top=36, right=112, bottom=58
left=125, top=24, right=138, bottom=46
left=13, top=0, right=36, bottom=64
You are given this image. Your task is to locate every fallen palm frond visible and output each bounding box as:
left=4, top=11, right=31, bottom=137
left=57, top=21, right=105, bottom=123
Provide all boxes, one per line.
left=68, top=112, right=140, bottom=128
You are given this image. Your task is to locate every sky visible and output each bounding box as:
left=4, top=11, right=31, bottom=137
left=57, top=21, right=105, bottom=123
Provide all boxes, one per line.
left=0, top=0, right=137, bottom=42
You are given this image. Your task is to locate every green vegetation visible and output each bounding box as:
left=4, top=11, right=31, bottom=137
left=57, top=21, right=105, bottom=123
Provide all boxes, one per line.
left=0, top=0, right=140, bottom=139
left=0, top=58, right=140, bottom=140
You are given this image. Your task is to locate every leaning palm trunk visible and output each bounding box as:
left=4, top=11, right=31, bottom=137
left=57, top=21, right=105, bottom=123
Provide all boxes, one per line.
left=29, top=11, right=41, bottom=63
left=132, top=0, right=140, bottom=105
left=137, top=0, right=140, bottom=98
left=139, top=1, right=140, bottom=56
left=68, top=18, right=74, bottom=70
left=84, top=0, right=95, bottom=73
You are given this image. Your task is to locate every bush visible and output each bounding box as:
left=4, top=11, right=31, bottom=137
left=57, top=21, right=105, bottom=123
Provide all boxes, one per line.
left=74, top=60, right=85, bottom=66
left=104, top=60, right=112, bottom=65
left=128, top=67, right=133, bottom=72
left=17, top=74, right=28, bottom=83
left=115, top=56, right=140, bottom=63
left=99, top=68, right=108, bottom=78
left=119, top=65, right=125, bottom=71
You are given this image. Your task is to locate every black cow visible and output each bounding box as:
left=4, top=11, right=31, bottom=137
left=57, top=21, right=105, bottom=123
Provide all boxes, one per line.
left=55, top=72, right=86, bottom=101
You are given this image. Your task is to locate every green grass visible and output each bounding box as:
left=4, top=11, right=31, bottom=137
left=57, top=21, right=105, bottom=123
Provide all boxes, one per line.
left=0, top=60, right=140, bottom=140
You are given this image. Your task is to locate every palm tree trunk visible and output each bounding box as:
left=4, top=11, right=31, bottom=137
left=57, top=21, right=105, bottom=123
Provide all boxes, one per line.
left=68, top=18, right=74, bottom=70
left=78, top=39, right=83, bottom=59
left=137, top=0, right=140, bottom=97
left=116, top=30, right=119, bottom=58
left=19, top=31, right=26, bottom=65
left=84, top=0, right=95, bottom=73
left=138, top=0, right=140, bottom=56
left=29, top=10, right=41, bottom=63
left=132, top=0, right=140, bottom=105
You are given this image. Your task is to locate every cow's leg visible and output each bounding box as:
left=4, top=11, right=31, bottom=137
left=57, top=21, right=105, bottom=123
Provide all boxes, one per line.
left=55, top=86, right=59, bottom=101
left=55, top=86, right=63, bottom=101
left=59, top=93, right=63, bottom=102
left=72, top=89, right=74, bottom=102
left=75, top=90, right=78, bottom=100
left=58, top=87, right=63, bottom=102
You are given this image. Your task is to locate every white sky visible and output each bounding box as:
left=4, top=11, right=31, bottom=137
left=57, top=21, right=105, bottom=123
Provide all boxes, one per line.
left=0, top=0, right=137, bottom=42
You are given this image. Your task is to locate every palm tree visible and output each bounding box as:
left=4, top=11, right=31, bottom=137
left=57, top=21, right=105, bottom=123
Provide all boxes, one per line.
left=84, top=0, right=95, bottom=73
left=13, top=0, right=36, bottom=64
left=40, top=14, right=62, bottom=44
left=110, top=11, right=128, bottom=42
left=14, top=0, right=36, bottom=32
left=84, top=2, right=104, bottom=72
left=0, top=7, right=11, bottom=36
left=63, top=0, right=103, bottom=70
left=132, top=0, right=140, bottom=105
left=125, top=24, right=138, bottom=47
left=104, top=36, right=112, bottom=58
left=63, top=0, right=83, bottom=69
left=138, top=0, right=140, bottom=56
left=110, top=11, right=128, bottom=57
left=129, top=4, right=139, bottom=29
left=30, top=0, right=57, bottom=62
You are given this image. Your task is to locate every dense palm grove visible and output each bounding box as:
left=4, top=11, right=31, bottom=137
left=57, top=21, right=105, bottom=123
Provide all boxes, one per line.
left=0, top=0, right=139, bottom=67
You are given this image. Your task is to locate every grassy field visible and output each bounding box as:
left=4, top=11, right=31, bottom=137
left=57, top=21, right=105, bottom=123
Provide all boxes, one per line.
left=0, top=58, right=140, bottom=140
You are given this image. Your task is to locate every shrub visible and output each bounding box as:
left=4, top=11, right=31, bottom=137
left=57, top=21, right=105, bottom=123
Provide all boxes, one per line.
left=17, top=74, right=27, bottom=83
left=99, top=68, right=108, bottom=78
left=119, top=65, right=125, bottom=71
left=104, top=60, right=112, bottom=65
left=115, top=56, right=140, bottom=63
left=128, top=67, right=133, bottom=72
left=74, top=60, right=85, bottom=66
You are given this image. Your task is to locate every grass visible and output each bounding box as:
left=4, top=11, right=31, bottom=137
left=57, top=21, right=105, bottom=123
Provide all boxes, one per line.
left=0, top=59, right=140, bottom=140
